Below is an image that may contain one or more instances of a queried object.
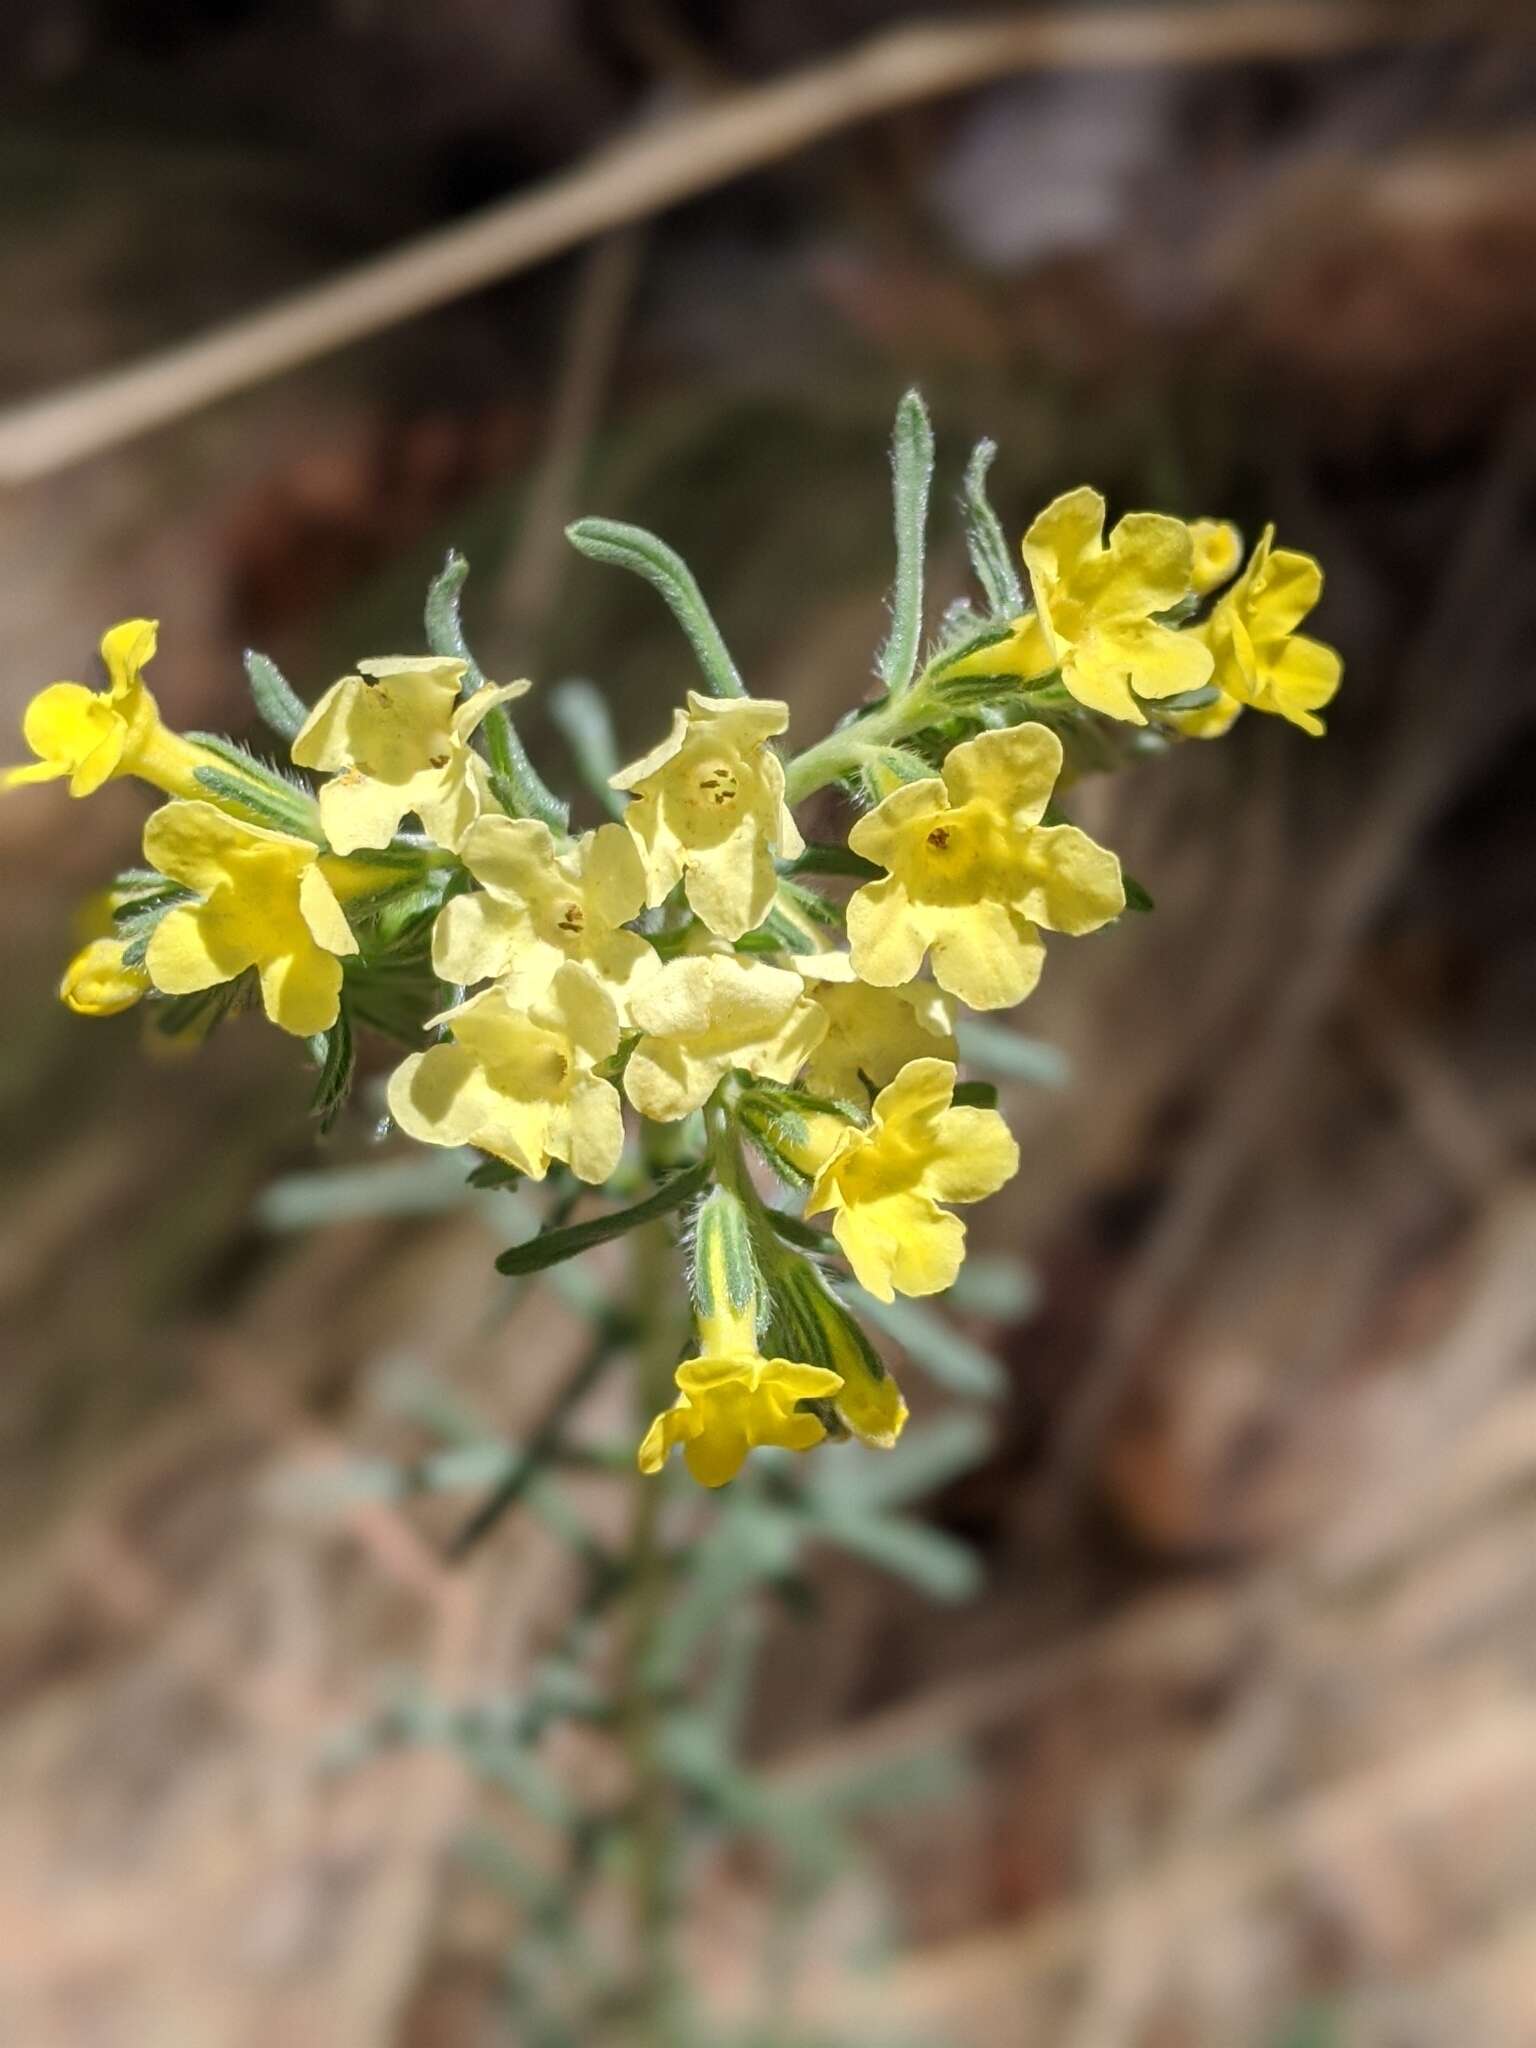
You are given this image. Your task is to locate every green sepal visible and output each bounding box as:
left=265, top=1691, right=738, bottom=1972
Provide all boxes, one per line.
left=566, top=516, right=745, bottom=700
left=187, top=739, right=325, bottom=843
left=1122, top=872, right=1155, bottom=914
left=495, top=1159, right=710, bottom=1277
left=776, top=842, right=882, bottom=882
left=950, top=1079, right=999, bottom=1110
left=243, top=649, right=308, bottom=742
left=764, top=1254, right=906, bottom=1448
left=691, top=1184, right=758, bottom=1324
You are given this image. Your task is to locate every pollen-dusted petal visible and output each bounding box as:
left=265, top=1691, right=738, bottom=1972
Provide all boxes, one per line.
left=297, top=862, right=358, bottom=958
left=316, top=765, right=412, bottom=854
left=940, top=722, right=1062, bottom=825
left=258, top=943, right=344, bottom=1037
left=1023, top=486, right=1106, bottom=584
left=920, top=1106, right=1020, bottom=1205
left=1016, top=823, right=1124, bottom=935
left=924, top=900, right=1044, bottom=1010
left=846, top=878, right=927, bottom=990
left=845, top=777, right=947, bottom=870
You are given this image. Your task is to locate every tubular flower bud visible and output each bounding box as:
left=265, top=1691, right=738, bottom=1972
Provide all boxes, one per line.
left=846, top=723, right=1123, bottom=1012
left=60, top=937, right=150, bottom=1017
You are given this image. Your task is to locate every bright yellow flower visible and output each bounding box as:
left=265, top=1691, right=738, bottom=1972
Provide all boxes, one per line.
left=639, top=1350, right=842, bottom=1487
left=432, top=814, right=659, bottom=1016
left=3, top=620, right=212, bottom=801
left=623, top=953, right=826, bottom=1122
left=387, top=962, right=624, bottom=1183
left=1197, top=525, right=1342, bottom=736
left=60, top=937, right=150, bottom=1017
left=1189, top=519, right=1243, bottom=596
left=792, top=952, right=955, bottom=1103
left=142, top=800, right=358, bottom=1037
left=610, top=692, right=804, bottom=941
left=291, top=656, right=528, bottom=854
left=845, top=723, right=1123, bottom=1011
left=805, top=1057, right=1019, bottom=1302
left=942, top=488, right=1212, bottom=724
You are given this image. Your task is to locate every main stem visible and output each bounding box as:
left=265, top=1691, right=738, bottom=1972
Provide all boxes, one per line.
left=618, top=1216, right=683, bottom=2043
left=782, top=685, right=928, bottom=807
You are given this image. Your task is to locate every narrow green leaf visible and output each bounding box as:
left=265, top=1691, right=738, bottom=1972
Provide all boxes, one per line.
left=955, top=1017, right=1070, bottom=1088
left=190, top=761, right=325, bottom=842
left=566, top=517, right=745, bottom=699
left=962, top=437, right=1024, bottom=616
left=495, top=1160, right=710, bottom=1276
left=951, top=1079, right=998, bottom=1110
left=243, top=649, right=308, bottom=742
left=547, top=678, right=624, bottom=817
left=425, top=551, right=568, bottom=831
left=878, top=388, right=935, bottom=698
left=1122, top=872, right=1155, bottom=913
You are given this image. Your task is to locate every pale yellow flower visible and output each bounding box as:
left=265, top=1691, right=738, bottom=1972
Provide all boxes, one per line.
left=805, top=1057, right=1019, bottom=1302
left=623, top=953, right=826, bottom=1121
left=142, top=800, right=357, bottom=1037
left=60, top=937, right=150, bottom=1017
left=1197, top=526, right=1342, bottom=736
left=432, top=814, right=658, bottom=1016
left=792, top=952, right=955, bottom=1103
left=291, top=656, right=528, bottom=854
left=846, top=723, right=1123, bottom=1011
left=610, top=692, right=804, bottom=941
left=941, top=488, right=1213, bottom=724
left=4, top=620, right=211, bottom=800
left=387, top=962, right=624, bottom=1183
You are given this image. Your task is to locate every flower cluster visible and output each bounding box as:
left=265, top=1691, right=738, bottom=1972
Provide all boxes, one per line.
left=9, top=397, right=1339, bottom=1488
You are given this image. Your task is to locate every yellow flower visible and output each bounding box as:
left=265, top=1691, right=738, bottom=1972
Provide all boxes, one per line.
left=942, top=489, right=1212, bottom=724
left=291, top=656, right=529, bottom=854
left=845, top=723, right=1123, bottom=1011
left=610, top=692, right=804, bottom=941
left=432, top=815, right=659, bottom=1015
left=1189, top=519, right=1243, bottom=596
left=805, top=1057, right=1019, bottom=1302
left=3, top=620, right=211, bottom=800
left=623, top=953, right=827, bottom=1122
left=792, top=951, right=955, bottom=1103
left=60, top=937, right=150, bottom=1017
left=387, top=962, right=624, bottom=1183
left=639, top=1349, right=842, bottom=1487
left=141, top=800, right=358, bottom=1037
left=1197, top=526, right=1342, bottom=736
left=1166, top=689, right=1245, bottom=742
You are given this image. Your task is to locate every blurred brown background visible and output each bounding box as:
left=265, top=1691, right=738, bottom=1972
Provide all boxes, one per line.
left=3, top=4, right=1536, bottom=2044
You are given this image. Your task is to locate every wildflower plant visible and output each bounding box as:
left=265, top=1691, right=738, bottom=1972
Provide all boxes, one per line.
left=12, top=393, right=1340, bottom=2037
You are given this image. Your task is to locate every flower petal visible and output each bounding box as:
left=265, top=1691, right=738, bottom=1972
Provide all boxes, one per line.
left=921, top=1106, right=1020, bottom=1205
left=846, top=877, right=928, bottom=989
left=924, top=901, right=1044, bottom=1010
left=258, top=943, right=344, bottom=1036
left=1016, top=824, right=1124, bottom=935
left=940, top=722, right=1062, bottom=825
